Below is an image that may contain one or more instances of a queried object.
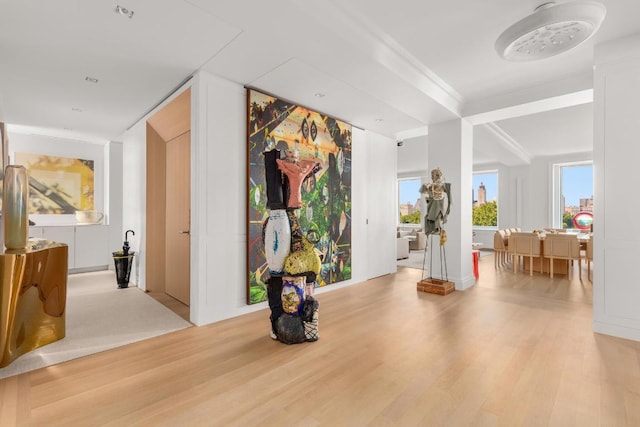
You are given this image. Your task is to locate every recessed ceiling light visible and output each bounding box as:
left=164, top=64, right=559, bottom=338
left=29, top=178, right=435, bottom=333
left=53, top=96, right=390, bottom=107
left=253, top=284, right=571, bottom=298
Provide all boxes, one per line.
left=115, top=5, right=135, bottom=19
left=495, top=1, right=606, bottom=61
left=314, top=92, right=325, bottom=98
left=375, top=118, right=384, bottom=123
left=71, top=107, right=83, bottom=112
left=85, top=76, right=99, bottom=83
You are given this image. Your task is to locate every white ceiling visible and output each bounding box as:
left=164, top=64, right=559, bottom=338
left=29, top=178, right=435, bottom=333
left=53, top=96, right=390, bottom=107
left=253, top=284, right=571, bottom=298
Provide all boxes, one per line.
left=1, top=0, right=638, bottom=165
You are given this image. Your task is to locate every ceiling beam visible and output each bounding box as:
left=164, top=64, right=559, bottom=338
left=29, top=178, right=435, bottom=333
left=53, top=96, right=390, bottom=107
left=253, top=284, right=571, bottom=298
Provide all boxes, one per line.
left=466, top=89, right=593, bottom=125
left=395, top=126, right=429, bottom=141
left=482, top=122, right=531, bottom=164
left=320, top=0, right=464, bottom=117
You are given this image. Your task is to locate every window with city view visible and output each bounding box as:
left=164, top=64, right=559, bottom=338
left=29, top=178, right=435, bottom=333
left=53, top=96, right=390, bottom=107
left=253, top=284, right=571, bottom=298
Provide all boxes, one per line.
left=555, top=162, right=593, bottom=230
left=473, top=171, right=498, bottom=227
left=398, top=178, right=421, bottom=224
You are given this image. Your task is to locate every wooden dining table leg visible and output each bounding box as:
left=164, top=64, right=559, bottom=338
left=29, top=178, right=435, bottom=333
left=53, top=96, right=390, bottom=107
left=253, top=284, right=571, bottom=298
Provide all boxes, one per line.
left=550, top=258, right=554, bottom=278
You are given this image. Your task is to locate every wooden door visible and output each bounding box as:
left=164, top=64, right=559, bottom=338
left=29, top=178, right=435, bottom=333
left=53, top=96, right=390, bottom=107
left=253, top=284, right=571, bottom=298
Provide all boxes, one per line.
left=165, top=131, right=190, bottom=305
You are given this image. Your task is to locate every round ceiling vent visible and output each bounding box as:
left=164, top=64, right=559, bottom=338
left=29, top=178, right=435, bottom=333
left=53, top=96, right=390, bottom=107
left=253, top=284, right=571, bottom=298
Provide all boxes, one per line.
left=495, top=1, right=606, bottom=61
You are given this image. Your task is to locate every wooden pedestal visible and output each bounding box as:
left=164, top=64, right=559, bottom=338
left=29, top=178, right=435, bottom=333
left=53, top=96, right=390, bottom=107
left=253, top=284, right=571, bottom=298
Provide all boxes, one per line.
left=417, top=278, right=455, bottom=296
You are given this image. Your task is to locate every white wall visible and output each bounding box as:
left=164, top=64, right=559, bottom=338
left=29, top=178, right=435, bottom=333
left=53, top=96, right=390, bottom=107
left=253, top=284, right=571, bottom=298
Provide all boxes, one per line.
left=121, top=70, right=397, bottom=326
left=397, top=135, right=428, bottom=177
left=350, top=128, right=370, bottom=283
left=592, top=33, right=640, bottom=341
left=106, top=141, right=123, bottom=269
left=121, top=113, right=148, bottom=287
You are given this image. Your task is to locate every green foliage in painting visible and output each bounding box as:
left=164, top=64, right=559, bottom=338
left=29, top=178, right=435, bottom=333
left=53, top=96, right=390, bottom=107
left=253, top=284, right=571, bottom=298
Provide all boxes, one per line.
left=249, top=271, right=267, bottom=304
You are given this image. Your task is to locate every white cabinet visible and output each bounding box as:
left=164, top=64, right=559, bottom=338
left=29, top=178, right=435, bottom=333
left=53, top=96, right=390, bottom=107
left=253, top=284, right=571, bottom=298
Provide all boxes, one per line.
left=75, top=225, right=109, bottom=269
left=28, top=225, right=109, bottom=271
left=29, top=226, right=75, bottom=269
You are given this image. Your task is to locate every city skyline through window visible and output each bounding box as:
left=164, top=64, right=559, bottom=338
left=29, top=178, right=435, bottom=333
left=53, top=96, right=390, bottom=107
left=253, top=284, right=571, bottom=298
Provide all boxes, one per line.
left=560, top=163, right=593, bottom=229
left=473, top=171, right=498, bottom=227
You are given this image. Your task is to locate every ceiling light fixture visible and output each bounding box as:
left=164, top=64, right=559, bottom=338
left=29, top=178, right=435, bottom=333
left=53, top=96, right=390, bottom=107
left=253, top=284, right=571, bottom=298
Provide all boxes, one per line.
left=71, top=107, right=83, bottom=112
left=495, top=1, right=606, bottom=61
left=375, top=118, right=384, bottom=123
left=314, top=92, right=325, bottom=98
left=115, top=5, right=135, bottom=19
left=85, top=76, right=99, bottom=83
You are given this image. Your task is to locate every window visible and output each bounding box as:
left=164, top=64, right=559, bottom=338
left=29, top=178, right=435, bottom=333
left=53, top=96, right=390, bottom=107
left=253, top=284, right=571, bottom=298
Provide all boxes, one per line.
left=472, top=171, right=498, bottom=228
left=398, top=178, right=422, bottom=224
left=552, top=162, right=593, bottom=230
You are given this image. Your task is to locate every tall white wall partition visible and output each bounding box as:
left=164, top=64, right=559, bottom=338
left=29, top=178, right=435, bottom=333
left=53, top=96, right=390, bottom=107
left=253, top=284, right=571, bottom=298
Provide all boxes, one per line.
left=121, top=70, right=398, bottom=326
left=106, top=141, right=123, bottom=263
left=593, top=33, right=640, bottom=341
left=365, top=130, right=397, bottom=279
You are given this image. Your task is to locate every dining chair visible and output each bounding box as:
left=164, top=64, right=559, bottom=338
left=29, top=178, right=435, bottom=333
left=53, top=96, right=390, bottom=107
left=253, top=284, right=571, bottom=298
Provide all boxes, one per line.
left=543, top=233, right=581, bottom=279
left=493, top=230, right=509, bottom=268
left=508, top=232, right=542, bottom=276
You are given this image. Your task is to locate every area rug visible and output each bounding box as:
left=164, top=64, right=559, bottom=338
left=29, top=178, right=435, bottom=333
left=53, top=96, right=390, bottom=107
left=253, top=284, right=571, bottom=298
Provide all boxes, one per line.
left=0, top=270, right=192, bottom=379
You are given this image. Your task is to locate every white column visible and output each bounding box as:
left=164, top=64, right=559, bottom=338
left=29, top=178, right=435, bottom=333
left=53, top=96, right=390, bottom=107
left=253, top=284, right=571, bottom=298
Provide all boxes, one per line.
left=593, top=33, right=640, bottom=341
left=427, top=119, right=474, bottom=290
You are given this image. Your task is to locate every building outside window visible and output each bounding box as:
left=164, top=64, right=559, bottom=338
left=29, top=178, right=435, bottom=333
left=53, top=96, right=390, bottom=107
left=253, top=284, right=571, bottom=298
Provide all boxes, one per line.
left=472, top=171, right=498, bottom=228
left=398, top=178, right=422, bottom=224
left=553, top=162, right=593, bottom=230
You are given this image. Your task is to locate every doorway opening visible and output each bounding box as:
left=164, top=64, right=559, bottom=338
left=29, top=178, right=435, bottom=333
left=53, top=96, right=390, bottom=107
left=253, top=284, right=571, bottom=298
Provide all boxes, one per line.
left=145, top=87, right=191, bottom=322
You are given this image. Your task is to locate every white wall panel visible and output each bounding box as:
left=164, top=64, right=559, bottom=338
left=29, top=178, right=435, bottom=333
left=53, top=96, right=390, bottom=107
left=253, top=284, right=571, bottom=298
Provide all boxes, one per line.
left=593, top=33, right=640, bottom=342
left=122, top=115, right=147, bottom=288
left=365, top=131, right=397, bottom=279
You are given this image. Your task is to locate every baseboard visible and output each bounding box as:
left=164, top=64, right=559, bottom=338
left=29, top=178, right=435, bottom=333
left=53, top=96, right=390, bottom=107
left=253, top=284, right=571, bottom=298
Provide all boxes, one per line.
left=593, top=321, right=640, bottom=342
left=69, top=265, right=109, bottom=274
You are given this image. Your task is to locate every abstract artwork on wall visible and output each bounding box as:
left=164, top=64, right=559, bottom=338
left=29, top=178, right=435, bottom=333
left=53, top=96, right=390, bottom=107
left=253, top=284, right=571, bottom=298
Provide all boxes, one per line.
left=13, top=152, right=95, bottom=214
left=247, top=89, right=352, bottom=305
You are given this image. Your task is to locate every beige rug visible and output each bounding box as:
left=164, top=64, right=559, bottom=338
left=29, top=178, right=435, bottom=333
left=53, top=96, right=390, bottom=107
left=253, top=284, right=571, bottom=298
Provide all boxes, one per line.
left=0, top=270, right=192, bottom=379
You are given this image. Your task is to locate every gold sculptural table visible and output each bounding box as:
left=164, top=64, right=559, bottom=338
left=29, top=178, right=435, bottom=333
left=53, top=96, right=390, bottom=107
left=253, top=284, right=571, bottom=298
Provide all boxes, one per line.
left=0, top=240, right=68, bottom=367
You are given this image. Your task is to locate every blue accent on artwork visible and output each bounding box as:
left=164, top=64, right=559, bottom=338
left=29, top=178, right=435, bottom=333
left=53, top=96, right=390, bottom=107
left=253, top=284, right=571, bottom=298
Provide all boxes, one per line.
left=272, top=230, right=279, bottom=252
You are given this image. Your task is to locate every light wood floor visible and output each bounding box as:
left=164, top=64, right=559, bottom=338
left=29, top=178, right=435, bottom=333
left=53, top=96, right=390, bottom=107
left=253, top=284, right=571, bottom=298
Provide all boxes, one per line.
left=2, top=254, right=640, bottom=426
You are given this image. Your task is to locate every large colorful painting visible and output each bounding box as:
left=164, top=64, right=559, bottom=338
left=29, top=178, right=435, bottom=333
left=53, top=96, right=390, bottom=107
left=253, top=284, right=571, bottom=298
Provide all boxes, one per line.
left=14, top=152, right=95, bottom=214
left=247, top=89, right=352, bottom=304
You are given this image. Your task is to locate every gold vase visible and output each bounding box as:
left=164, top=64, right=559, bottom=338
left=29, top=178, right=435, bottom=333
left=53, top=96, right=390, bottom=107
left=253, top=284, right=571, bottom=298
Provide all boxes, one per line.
left=3, top=165, right=29, bottom=250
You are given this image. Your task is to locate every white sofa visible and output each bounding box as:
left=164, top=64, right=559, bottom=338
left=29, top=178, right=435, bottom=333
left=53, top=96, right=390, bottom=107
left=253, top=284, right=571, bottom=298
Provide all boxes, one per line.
left=397, top=226, right=427, bottom=251
left=397, top=237, right=410, bottom=260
